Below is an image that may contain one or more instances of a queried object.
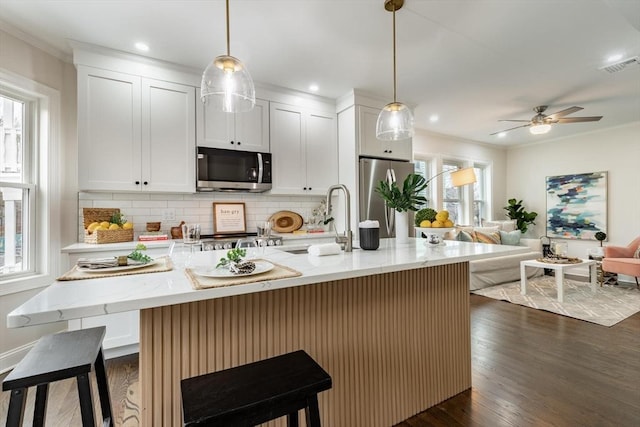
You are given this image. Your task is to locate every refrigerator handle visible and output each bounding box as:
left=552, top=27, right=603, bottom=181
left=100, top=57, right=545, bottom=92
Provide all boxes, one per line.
left=384, top=169, right=394, bottom=236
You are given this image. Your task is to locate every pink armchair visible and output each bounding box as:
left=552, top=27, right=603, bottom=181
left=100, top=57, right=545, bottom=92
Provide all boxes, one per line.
left=602, top=236, right=640, bottom=288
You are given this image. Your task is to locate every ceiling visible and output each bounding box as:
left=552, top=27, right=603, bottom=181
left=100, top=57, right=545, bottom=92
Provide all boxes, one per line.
left=1, top=0, right=639, bottom=146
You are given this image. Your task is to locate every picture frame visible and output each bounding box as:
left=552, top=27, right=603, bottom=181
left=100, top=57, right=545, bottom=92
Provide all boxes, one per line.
left=546, top=171, right=607, bottom=240
left=213, top=202, right=247, bottom=234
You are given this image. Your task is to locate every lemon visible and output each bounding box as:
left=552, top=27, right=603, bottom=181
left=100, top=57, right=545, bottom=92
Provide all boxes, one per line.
left=122, top=222, right=134, bottom=230
left=432, top=220, right=444, bottom=228
left=108, top=223, right=120, bottom=230
left=94, top=225, right=106, bottom=232
left=444, top=219, right=454, bottom=228
left=435, top=211, right=449, bottom=222
left=419, top=220, right=432, bottom=228
left=87, top=222, right=100, bottom=233
left=100, top=221, right=110, bottom=228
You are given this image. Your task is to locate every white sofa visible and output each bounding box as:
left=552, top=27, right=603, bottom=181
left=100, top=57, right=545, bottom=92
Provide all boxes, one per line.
left=444, top=222, right=543, bottom=290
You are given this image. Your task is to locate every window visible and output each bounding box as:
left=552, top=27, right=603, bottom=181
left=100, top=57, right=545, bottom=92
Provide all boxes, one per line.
left=442, top=161, right=464, bottom=225
left=1, top=70, right=60, bottom=294
left=0, top=93, right=34, bottom=278
left=472, top=164, right=487, bottom=226
left=413, top=159, right=432, bottom=208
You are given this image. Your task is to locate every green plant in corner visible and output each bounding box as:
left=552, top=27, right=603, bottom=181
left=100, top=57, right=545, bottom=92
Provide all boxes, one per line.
left=504, top=198, right=538, bottom=234
left=375, top=173, right=428, bottom=212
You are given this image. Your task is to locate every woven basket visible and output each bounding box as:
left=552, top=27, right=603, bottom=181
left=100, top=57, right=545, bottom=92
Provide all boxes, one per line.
left=83, top=208, right=134, bottom=244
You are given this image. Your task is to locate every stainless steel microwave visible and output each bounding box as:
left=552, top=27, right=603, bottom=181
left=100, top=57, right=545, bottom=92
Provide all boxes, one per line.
left=196, top=147, right=272, bottom=192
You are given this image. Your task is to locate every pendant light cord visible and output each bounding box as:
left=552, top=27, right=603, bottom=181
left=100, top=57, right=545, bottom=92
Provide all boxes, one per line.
left=225, top=0, right=231, bottom=56
left=392, top=4, right=397, bottom=103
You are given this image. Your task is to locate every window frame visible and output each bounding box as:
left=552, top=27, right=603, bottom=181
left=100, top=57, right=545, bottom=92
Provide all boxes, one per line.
left=0, top=69, right=61, bottom=296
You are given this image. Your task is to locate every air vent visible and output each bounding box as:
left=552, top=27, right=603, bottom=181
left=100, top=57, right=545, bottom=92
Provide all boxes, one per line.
left=600, top=56, right=640, bottom=73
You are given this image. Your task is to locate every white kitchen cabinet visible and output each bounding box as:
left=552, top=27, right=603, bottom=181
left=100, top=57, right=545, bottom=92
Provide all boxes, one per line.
left=78, top=66, right=195, bottom=192
left=196, top=94, right=269, bottom=152
left=358, top=105, right=412, bottom=161
left=63, top=242, right=171, bottom=358
left=269, top=102, right=338, bottom=195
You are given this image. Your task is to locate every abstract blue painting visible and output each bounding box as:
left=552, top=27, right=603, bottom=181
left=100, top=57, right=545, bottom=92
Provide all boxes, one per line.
left=546, top=171, right=607, bottom=240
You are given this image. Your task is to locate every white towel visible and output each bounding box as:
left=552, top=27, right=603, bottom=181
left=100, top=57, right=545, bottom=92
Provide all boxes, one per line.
left=307, top=243, right=342, bottom=256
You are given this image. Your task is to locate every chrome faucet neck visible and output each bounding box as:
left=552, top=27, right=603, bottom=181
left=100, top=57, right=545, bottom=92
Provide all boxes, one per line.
left=326, top=184, right=352, bottom=252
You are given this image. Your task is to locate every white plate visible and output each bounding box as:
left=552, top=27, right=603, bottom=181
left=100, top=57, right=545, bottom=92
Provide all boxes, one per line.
left=194, top=261, right=274, bottom=278
left=77, top=259, right=158, bottom=273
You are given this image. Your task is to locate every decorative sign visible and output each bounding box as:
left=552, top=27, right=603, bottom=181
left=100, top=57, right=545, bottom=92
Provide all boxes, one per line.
left=213, top=203, right=246, bottom=234
left=546, top=171, right=607, bottom=240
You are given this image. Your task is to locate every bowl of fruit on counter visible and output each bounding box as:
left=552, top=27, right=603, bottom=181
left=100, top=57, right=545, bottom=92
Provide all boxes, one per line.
left=414, top=208, right=455, bottom=245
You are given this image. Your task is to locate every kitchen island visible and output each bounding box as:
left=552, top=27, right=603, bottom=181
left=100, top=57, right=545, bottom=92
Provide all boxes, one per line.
left=9, top=239, right=529, bottom=427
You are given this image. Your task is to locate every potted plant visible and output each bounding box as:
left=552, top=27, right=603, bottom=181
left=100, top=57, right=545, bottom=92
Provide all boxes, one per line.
left=595, top=231, right=607, bottom=246
left=376, top=173, right=428, bottom=242
left=504, top=198, right=538, bottom=234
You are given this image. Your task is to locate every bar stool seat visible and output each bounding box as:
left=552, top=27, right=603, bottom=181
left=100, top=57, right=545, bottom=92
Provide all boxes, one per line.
left=181, top=350, right=332, bottom=427
left=2, top=326, right=113, bottom=427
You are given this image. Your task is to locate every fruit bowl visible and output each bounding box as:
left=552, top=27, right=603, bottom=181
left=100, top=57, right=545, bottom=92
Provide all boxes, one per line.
left=415, top=227, right=454, bottom=246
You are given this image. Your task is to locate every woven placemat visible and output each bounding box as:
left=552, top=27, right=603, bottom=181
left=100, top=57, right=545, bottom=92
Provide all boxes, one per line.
left=536, top=257, right=582, bottom=264
left=58, top=256, right=173, bottom=281
left=185, top=259, right=302, bottom=290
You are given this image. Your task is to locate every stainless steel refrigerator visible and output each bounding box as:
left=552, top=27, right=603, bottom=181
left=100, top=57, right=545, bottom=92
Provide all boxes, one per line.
left=359, top=158, right=415, bottom=238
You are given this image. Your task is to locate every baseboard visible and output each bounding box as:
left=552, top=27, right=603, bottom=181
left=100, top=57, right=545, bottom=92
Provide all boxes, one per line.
left=0, top=340, right=37, bottom=375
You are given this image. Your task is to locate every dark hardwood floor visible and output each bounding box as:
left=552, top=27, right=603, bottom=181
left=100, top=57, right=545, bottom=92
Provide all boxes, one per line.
left=2, top=294, right=639, bottom=426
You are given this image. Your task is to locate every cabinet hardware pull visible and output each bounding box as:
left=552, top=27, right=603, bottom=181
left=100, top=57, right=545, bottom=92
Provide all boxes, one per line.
left=143, top=182, right=148, bottom=185
left=230, top=141, right=235, bottom=145
left=135, top=181, right=140, bottom=185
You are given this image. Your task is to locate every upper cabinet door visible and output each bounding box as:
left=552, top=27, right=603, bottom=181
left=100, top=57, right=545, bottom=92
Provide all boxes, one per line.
left=305, top=110, right=338, bottom=195
left=358, top=106, right=412, bottom=161
left=141, top=79, right=195, bottom=193
left=196, top=92, right=270, bottom=152
left=78, top=67, right=142, bottom=191
left=270, top=103, right=306, bottom=194
left=234, top=99, right=270, bottom=152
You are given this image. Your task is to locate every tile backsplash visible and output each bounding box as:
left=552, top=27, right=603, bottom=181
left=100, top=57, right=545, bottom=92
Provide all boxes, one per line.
left=78, top=192, right=325, bottom=241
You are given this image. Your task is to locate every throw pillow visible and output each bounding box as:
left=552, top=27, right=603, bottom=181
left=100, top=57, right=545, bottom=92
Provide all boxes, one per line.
left=634, top=246, right=640, bottom=259
left=456, top=229, right=476, bottom=242
left=475, top=230, right=501, bottom=245
left=482, top=220, right=517, bottom=232
left=500, top=230, right=522, bottom=246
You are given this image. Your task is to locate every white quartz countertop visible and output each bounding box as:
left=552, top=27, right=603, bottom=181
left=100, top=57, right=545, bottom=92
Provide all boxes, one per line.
left=9, top=239, right=529, bottom=328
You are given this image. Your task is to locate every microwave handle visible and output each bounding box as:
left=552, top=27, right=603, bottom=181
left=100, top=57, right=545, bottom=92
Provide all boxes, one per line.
left=257, top=153, right=264, bottom=183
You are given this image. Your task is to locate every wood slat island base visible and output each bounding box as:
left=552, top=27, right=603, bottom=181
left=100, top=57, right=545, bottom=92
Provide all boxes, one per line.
left=140, top=262, right=471, bottom=427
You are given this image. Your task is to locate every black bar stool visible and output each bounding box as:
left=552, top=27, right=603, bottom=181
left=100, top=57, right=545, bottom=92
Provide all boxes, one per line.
left=181, top=350, right=332, bottom=426
left=2, top=326, right=113, bottom=427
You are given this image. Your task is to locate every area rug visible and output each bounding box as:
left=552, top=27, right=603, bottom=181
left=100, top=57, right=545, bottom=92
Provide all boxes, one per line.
left=472, top=276, right=640, bottom=327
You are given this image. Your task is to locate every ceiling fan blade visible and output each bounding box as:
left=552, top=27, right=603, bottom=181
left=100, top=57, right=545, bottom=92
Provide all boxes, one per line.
left=498, top=119, right=531, bottom=123
left=490, top=123, right=531, bottom=135
left=546, top=106, right=583, bottom=120
left=555, top=116, right=603, bottom=123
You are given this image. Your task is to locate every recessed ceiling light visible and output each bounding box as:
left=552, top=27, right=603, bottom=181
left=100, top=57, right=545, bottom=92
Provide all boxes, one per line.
left=429, top=114, right=439, bottom=123
left=607, top=54, right=623, bottom=63
left=309, top=84, right=319, bottom=92
left=497, top=132, right=506, bottom=138
left=135, top=42, right=150, bottom=52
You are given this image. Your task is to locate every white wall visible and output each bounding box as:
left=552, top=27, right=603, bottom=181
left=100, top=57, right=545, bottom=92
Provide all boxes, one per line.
left=506, top=122, right=640, bottom=260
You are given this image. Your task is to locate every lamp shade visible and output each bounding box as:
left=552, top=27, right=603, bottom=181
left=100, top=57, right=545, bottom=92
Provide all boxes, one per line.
left=376, top=102, right=414, bottom=141
left=450, top=167, right=477, bottom=187
left=529, top=123, right=551, bottom=135
left=201, top=55, right=255, bottom=113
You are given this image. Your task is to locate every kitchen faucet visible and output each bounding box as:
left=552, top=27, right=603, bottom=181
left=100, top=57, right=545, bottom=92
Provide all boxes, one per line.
left=326, top=184, right=352, bottom=252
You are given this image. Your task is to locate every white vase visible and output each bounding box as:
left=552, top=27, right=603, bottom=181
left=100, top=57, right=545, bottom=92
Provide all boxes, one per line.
left=395, top=210, right=409, bottom=244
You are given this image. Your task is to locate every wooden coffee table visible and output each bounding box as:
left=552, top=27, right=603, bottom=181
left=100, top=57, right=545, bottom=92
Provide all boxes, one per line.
left=520, top=258, right=597, bottom=303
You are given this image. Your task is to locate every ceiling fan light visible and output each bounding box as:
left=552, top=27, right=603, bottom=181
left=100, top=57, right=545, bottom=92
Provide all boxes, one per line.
left=376, top=102, right=414, bottom=141
left=201, top=55, right=255, bottom=113
left=530, top=124, right=551, bottom=135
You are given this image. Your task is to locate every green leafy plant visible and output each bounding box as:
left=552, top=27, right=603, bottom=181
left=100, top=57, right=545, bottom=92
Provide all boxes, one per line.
left=504, top=199, right=538, bottom=234
left=128, top=243, right=152, bottom=263
left=110, top=211, right=126, bottom=226
left=375, top=173, right=428, bottom=213
left=595, top=231, right=607, bottom=246
left=216, top=248, right=247, bottom=268
left=414, top=208, right=438, bottom=226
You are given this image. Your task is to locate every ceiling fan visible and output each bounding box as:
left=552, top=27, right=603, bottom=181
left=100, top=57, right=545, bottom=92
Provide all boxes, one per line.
left=491, top=105, right=603, bottom=136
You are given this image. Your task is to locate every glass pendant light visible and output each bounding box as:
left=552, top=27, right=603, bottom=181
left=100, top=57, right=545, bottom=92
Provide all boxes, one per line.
left=376, top=0, right=414, bottom=141
left=201, top=0, right=255, bottom=113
